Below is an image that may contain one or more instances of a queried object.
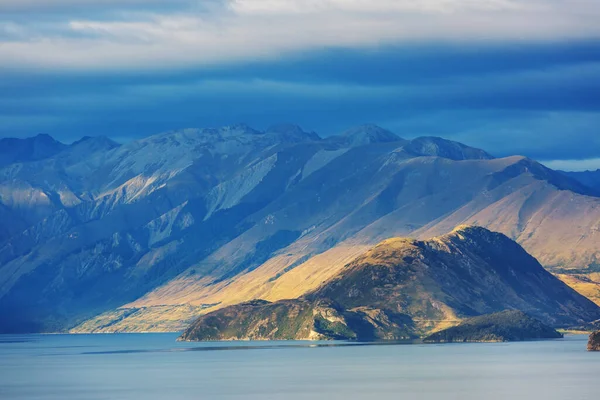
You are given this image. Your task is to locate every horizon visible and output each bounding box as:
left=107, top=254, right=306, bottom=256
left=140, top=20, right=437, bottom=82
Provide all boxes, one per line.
left=4, top=123, right=598, bottom=172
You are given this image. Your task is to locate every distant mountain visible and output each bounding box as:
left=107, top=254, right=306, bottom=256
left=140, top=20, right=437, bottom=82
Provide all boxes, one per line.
left=329, top=124, right=404, bottom=147
left=423, top=311, right=563, bottom=343
left=179, top=227, right=599, bottom=341
left=0, top=135, right=119, bottom=242
left=403, top=136, right=493, bottom=160
left=1, top=124, right=600, bottom=333
left=0, top=134, right=66, bottom=167
left=562, top=170, right=600, bottom=191
left=266, top=124, right=321, bottom=142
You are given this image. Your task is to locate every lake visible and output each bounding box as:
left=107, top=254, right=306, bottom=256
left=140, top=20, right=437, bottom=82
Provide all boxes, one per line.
left=0, top=333, right=598, bottom=399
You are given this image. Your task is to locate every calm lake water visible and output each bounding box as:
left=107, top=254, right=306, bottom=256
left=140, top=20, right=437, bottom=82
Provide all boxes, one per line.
left=0, top=333, right=598, bottom=400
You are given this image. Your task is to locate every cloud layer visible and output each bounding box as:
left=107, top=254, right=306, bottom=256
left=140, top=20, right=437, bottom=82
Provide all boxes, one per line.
left=1, top=1, right=599, bottom=169
left=2, top=0, right=600, bottom=69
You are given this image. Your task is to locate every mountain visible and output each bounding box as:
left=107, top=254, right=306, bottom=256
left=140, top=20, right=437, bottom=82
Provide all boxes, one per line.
left=266, top=124, right=321, bottom=142
left=403, top=136, right=493, bottom=160
left=329, top=124, right=404, bottom=147
left=179, top=227, right=600, bottom=341
left=562, top=170, right=600, bottom=192
left=1, top=124, right=600, bottom=333
left=0, top=134, right=66, bottom=168
left=422, top=311, right=563, bottom=343
left=177, top=298, right=386, bottom=341
left=0, top=135, right=120, bottom=243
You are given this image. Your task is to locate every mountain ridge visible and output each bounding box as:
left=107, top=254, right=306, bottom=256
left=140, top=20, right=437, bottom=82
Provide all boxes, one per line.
left=1, top=124, right=599, bottom=333
left=0, top=134, right=67, bottom=168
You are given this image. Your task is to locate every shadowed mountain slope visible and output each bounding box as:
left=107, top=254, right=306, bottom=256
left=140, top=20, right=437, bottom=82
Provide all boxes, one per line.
left=0, top=134, right=67, bottom=168
left=563, top=170, right=600, bottom=192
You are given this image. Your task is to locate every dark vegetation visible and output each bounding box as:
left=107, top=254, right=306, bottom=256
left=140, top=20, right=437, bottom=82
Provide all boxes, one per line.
left=423, top=311, right=563, bottom=343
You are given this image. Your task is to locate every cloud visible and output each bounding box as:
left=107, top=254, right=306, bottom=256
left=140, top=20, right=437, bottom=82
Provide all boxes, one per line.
left=410, top=110, right=600, bottom=160
left=1, top=0, right=600, bottom=70
left=0, top=0, right=202, bottom=12
left=541, top=158, right=600, bottom=172
left=1, top=40, right=598, bottom=162
left=0, top=1, right=598, bottom=164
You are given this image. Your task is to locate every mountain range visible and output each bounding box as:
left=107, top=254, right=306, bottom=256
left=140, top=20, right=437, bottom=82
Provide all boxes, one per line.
left=1, top=124, right=600, bottom=333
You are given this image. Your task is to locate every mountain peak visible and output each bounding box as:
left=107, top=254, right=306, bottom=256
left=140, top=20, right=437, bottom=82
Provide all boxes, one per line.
left=223, top=123, right=262, bottom=135
left=440, top=225, right=517, bottom=250
left=33, top=133, right=58, bottom=142
left=402, top=136, right=493, bottom=161
left=450, top=224, right=496, bottom=237
left=0, top=133, right=66, bottom=167
left=332, top=124, right=404, bottom=147
left=266, top=123, right=321, bottom=142
left=70, top=135, right=120, bottom=152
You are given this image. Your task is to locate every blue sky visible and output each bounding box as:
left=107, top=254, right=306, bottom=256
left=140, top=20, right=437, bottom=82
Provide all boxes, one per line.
left=1, top=0, right=599, bottom=169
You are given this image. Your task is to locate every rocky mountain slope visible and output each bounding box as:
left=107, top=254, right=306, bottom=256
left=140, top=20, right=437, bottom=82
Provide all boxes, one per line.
left=179, top=227, right=600, bottom=341
left=1, top=124, right=600, bottom=333
left=422, top=311, right=563, bottom=343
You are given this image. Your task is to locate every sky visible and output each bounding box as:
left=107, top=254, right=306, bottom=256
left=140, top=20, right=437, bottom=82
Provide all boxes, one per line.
left=1, top=0, right=599, bottom=170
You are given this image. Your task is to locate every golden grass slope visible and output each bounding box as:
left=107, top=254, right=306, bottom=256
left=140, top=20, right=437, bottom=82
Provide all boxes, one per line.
left=556, top=274, right=600, bottom=307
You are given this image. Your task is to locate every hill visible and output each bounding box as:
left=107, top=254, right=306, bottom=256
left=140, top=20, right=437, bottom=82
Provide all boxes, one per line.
left=179, top=227, right=600, bottom=341
left=423, top=311, right=563, bottom=343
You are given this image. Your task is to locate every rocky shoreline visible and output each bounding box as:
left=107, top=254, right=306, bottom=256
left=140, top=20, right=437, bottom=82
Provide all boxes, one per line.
left=588, top=331, right=600, bottom=351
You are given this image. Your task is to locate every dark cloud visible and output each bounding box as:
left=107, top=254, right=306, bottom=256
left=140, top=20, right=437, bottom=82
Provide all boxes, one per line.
left=0, top=41, right=599, bottom=163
